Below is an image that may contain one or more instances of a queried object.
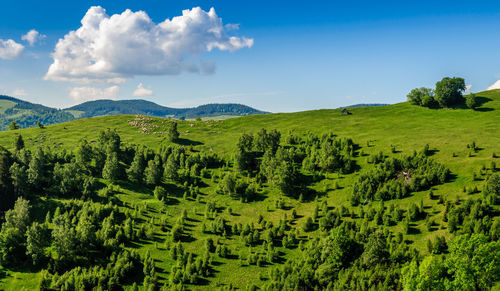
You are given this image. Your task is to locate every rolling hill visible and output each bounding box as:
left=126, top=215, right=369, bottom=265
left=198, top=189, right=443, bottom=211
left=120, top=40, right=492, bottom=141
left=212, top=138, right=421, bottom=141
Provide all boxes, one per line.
left=0, top=90, right=498, bottom=290
left=0, top=95, right=268, bottom=130
left=65, top=99, right=268, bottom=119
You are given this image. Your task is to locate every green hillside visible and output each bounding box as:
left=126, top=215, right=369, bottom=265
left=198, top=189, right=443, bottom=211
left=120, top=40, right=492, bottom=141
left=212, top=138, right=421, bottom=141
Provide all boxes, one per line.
left=0, top=90, right=498, bottom=290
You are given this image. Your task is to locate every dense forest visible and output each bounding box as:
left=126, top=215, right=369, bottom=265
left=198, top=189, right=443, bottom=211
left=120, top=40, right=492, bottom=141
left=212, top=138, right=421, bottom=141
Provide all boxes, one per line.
left=0, top=120, right=498, bottom=290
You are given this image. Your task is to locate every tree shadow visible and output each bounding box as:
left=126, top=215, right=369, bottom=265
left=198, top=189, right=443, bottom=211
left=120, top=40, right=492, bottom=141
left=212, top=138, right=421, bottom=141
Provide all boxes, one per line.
left=175, top=138, right=203, bottom=146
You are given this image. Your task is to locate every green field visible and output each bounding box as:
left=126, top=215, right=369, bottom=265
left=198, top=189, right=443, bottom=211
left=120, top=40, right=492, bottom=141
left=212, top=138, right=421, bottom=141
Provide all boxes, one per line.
left=0, top=90, right=498, bottom=290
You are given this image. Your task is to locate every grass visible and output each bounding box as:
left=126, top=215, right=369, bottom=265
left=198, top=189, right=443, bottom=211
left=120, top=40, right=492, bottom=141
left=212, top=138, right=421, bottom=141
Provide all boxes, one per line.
left=0, top=90, right=499, bottom=289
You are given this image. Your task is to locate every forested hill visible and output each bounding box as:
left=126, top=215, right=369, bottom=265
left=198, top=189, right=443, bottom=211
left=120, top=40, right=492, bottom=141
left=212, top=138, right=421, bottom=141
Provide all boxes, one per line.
left=0, top=95, right=268, bottom=130
left=0, top=95, right=74, bottom=130
left=65, top=99, right=269, bottom=119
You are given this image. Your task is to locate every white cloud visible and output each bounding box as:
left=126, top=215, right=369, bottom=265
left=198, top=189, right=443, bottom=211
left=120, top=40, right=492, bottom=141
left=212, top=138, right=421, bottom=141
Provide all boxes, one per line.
left=69, top=86, right=120, bottom=102
left=21, top=29, right=46, bottom=46
left=0, top=39, right=24, bottom=59
left=487, top=80, right=500, bottom=91
left=133, top=83, right=153, bottom=97
left=464, top=84, right=472, bottom=93
left=12, top=89, right=28, bottom=97
left=45, top=6, right=253, bottom=83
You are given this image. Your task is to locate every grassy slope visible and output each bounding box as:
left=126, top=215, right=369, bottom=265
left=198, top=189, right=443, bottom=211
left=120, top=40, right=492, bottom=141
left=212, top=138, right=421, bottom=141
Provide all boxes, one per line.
left=0, top=90, right=498, bottom=289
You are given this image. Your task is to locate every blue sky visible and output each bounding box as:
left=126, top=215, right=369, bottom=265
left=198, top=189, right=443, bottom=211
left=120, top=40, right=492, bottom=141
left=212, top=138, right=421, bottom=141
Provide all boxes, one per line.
left=1, top=0, right=500, bottom=112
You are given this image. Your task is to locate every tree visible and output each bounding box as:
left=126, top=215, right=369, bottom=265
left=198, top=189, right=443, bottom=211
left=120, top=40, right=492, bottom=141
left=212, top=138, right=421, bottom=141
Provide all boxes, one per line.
left=0, top=227, right=25, bottom=266
left=3, top=197, right=31, bottom=232
left=401, top=256, right=446, bottom=291
left=26, top=222, right=49, bottom=265
left=9, top=162, right=27, bottom=197
left=15, top=135, right=24, bottom=151
left=362, top=232, right=388, bottom=267
left=302, top=217, right=314, bottom=232
left=237, top=133, right=253, bottom=152
left=164, top=155, right=179, bottom=182
left=145, top=156, right=162, bottom=186
left=483, top=173, right=499, bottom=196
left=465, top=93, right=478, bottom=110
left=0, top=197, right=30, bottom=266
left=75, top=139, right=93, bottom=171
left=27, top=148, right=45, bottom=187
left=407, top=87, right=434, bottom=106
left=153, top=186, right=167, bottom=201
left=102, top=151, right=120, bottom=181
left=51, top=214, right=77, bottom=262
left=8, top=121, right=19, bottom=130
left=167, top=122, right=179, bottom=142
left=434, top=77, right=466, bottom=107
left=53, top=162, right=83, bottom=195
left=445, top=234, right=500, bottom=290
left=98, top=129, right=121, bottom=154
left=127, top=147, right=146, bottom=183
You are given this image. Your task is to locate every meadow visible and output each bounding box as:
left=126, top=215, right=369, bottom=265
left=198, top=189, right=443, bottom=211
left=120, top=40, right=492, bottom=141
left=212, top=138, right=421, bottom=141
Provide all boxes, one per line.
left=0, top=90, right=498, bottom=290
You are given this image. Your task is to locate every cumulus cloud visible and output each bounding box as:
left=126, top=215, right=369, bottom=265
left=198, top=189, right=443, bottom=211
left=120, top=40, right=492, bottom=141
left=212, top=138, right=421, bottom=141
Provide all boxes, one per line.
left=45, top=6, right=253, bottom=83
left=487, top=80, right=500, bottom=91
left=133, top=83, right=153, bottom=97
left=464, top=84, right=472, bottom=93
left=69, top=86, right=120, bottom=102
left=0, top=39, right=24, bottom=59
left=22, top=29, right=46, bottom=46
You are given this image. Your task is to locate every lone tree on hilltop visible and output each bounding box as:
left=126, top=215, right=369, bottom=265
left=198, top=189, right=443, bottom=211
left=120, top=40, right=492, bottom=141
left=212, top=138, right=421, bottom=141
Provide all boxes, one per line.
left=434, top=77, right=466, bottom=107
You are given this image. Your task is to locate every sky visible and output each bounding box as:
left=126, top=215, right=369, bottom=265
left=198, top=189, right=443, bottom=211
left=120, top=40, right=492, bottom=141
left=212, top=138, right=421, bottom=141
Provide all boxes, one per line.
left=1, top=0, right=500, bottom=112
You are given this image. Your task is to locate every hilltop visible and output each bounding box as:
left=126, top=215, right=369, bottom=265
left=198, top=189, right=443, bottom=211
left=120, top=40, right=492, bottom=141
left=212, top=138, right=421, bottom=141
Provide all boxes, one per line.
left=0, top=95, right=268, bottom=130
left=0, top=89, right=498, bottom=290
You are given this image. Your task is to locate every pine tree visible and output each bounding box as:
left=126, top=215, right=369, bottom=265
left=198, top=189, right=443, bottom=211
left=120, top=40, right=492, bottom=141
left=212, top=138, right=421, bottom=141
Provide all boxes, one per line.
left=127, top=147, right=146, bottom=183
left=102, top=151, right=120, bottom=181
left=15, top=135, right=24, bottom=151
left=167, top=122, right=179, bottom=142
left=9, top=162, right=27, bottom=197
left=27, top=148, right=44, bottom=187
left=164, top=155, right=179, bottom=181
left=145, top=156, right=162, bottom=186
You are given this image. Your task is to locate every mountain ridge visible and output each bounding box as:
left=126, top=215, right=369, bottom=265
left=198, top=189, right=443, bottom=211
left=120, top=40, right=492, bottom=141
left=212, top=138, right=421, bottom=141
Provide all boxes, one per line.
left=0, top=95, right=269, bottom=130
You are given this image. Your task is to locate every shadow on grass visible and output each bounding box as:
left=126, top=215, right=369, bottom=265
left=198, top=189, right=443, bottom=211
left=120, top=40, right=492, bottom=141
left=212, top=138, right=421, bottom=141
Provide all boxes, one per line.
left=175, top=138, right=203, bottom=146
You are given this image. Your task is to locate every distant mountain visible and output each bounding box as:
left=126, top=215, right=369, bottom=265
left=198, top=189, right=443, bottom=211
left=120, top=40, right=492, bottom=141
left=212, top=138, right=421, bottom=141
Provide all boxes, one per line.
left=65, top=99, right=268, bottom=119
left=338, top=103, right=389, bottom=109
left=0, top=96, right=268, bottom=130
